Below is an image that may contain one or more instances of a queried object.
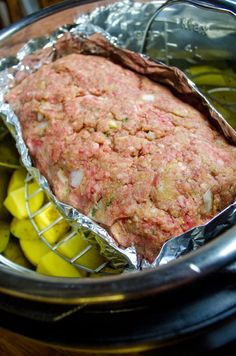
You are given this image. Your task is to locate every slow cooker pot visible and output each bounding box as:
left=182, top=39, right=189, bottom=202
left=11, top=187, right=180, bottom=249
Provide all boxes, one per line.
left=0, top=0, right=236, bottom=353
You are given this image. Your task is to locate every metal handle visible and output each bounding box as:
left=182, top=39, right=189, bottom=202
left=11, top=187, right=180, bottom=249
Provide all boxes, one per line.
left=164, top=0, right=236, bottom=14
left=140, top=0, right=236, bottom=53
left=183, top=0, right=236, bottom=14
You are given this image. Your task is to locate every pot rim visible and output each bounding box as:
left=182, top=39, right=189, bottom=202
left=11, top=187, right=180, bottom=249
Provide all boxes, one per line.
left=0, top=225, right=236, bottom=304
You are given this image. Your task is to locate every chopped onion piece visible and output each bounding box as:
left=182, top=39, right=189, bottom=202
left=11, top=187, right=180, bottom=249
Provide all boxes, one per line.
left=203, top=189, right=213, bottom=213
left=57, top=169, right=68, bottom=184
left=108, top=119, right=118, bottom=129
left=146, top=131, right=156, bottom=140
left=70, top=169, right=84, bottom=188
left=37, top=112, right=44, bottom=121
left=38, top=121, right=48, bottom=130
left=142, top=94, right=155, bottom=102
left=40, top=101, right=52, bottom=110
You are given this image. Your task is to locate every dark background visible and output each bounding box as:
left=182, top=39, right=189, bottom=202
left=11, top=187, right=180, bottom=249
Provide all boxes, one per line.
left=0, top=0, right=65, bottom=29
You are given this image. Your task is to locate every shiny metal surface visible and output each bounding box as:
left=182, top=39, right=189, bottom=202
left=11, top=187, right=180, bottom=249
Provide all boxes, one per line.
left=0, top=224, right=236, bottom=304
left=0, top=0, right=236, bottom=304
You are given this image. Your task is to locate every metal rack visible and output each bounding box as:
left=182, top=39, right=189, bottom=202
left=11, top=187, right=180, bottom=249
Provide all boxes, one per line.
left=24, top=174, right=108, bottom=274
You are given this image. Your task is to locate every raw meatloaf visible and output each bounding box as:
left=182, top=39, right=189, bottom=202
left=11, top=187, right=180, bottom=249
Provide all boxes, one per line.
left=6, top=53, right=236, bottom=262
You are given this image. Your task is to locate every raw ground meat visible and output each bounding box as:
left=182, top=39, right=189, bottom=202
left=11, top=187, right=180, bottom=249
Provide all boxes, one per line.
left=6, top=53, right=236, bottom=262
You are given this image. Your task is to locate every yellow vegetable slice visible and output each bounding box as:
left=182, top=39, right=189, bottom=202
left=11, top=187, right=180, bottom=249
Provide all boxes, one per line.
left=190, top=73, right=236, bottom=87
left=3, top=238, right=32, bottom=268
left=10, top=217, right=39, bottom=240
left=0, top=220, right=10, bottom=253
left=34, top=203, right=70, bottom=244
left=20, top=239, right=51, bottom=266
left=4, top=181, right=44, bottom=219
left=186, top=65, right=236, bottom=87
left=57, top=232, right=106, bottom=271
left=37, top=251, right=84, bottom=277
left=11, top=203, right=70, bottom=244
left=0, top=170, right=10, bottom=219
left=7, top=167, right=27, bottom=194
left=208, top=89, right=236, bottom=105
left=186, top=65, right=222, bottom=77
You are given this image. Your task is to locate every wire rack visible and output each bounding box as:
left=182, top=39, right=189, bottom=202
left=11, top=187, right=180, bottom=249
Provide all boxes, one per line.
left=24, top=174, right=108, bottom=275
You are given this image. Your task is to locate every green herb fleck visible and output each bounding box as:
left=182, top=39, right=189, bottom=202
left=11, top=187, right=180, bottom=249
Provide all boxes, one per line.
left=106, top=197, right=115, bottom=207
left=122, top=117, right=129, bottom=123
left=91, top=206, right=98, bottom=217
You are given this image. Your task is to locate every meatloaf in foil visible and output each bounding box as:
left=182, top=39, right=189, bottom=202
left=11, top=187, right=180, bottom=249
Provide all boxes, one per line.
left=5, top=53, right=236, bottom=262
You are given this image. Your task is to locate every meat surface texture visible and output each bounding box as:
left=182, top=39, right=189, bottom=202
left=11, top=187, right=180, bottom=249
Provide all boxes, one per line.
left=6, top=54, right=236, bottom=262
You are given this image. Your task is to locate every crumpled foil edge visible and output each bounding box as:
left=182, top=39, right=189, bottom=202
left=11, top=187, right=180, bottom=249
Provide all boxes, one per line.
left=0, top=1, right=235, bottom=272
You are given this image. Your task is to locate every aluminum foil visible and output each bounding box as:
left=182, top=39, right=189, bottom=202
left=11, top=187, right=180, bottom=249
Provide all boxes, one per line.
left=0, top=0, right=236, bottom=272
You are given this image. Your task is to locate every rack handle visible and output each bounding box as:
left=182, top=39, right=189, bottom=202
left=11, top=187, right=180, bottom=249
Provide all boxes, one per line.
left=140, top=0, right=236, bottom=54
left=182, top=0, right=236, bottom=14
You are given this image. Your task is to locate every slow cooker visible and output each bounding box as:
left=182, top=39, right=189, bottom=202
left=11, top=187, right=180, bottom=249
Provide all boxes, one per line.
left=0, top=0, right=236, bottom=353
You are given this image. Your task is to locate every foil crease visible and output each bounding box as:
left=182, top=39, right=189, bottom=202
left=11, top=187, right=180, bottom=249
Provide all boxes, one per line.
left=0, top=1, right=236, bottom=272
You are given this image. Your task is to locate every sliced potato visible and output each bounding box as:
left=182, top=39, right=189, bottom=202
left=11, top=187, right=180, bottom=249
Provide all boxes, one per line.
left=4, top=181, right=44, bottom=219
left=7, top=167, right=27, bottom=194
left=37, top=251, right=84, bottom=277
left=3, top=238, right=32, bottom=268
left=34, top=203, right=70, bottom=244
left=11, top=203, right=70, bottom=244
left=10, top=217, right=39, bottom=240
left=57, top=232, right=106, bottom=271
left=20, top=239, right=51, bottom=266
left=0, top=170, right=10, bottom=220
left=0, top=220, right=10, bottom=253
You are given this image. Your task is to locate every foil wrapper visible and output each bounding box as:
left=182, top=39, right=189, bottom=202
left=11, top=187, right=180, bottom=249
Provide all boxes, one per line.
left=0, top=0, right=236, bottom=272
